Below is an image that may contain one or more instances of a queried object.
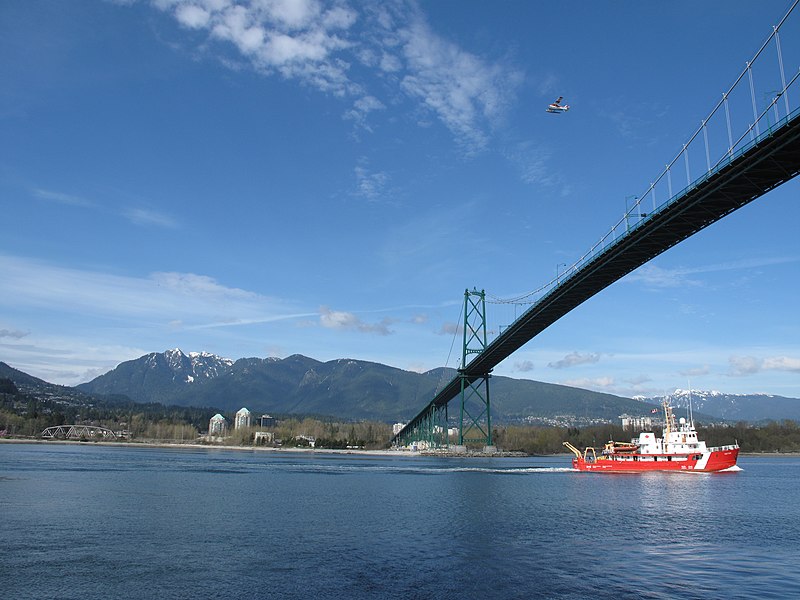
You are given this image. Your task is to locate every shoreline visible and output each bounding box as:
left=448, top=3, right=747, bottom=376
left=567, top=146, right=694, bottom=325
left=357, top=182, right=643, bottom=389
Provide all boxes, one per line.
left=0, top=437, right=406, bottom=456
left=1, top=437, right=797, bottom=457
left=0, top=437, right=516, bottom=457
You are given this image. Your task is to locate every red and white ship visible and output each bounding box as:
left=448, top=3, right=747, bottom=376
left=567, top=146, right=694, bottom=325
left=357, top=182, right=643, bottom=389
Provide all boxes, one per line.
left=563, top=401, right=739, bottom=473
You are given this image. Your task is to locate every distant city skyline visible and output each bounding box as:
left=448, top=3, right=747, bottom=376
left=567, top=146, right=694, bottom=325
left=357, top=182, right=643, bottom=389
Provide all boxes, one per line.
left=1, top=1, right=798, bottom=399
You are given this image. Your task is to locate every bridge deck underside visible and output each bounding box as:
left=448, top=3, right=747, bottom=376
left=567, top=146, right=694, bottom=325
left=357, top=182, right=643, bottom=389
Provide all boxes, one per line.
left=394, top=112, right=800, bottom=443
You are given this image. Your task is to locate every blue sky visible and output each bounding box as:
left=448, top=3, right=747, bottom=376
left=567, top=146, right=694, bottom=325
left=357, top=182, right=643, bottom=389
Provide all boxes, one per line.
left=2, top=0, right=799, bottom=400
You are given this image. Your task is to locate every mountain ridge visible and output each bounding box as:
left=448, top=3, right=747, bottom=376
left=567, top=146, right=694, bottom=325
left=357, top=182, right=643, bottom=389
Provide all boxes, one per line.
left=72, top=349, right=800, bottom=423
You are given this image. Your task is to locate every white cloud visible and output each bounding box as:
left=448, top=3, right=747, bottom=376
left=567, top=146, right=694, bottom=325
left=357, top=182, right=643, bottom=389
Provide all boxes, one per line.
left=437, top=322, right=460, bottom=336
left=680, top=365, right=711, bottom=377
left=345, top=94, right=385, bottom=131
left=319, top=305, right=392, bottom=335
left=164, top=0, right=356, bottom=96
left=514, top=360, right=535, bottom=372
left=730, top=355, right=800, bottom=376
left=563, top=376, right=615, bottom=389
left=548, top=351, right=601, bottom=369
left=259, top=0, right=325, bottom=30
left=175, top=4, right=210, bottom=29
left=150, top=0, right=519, bottom=151
left=763, top=356, right=800, bottom=372
left=398, top=17, right=518, bottom=154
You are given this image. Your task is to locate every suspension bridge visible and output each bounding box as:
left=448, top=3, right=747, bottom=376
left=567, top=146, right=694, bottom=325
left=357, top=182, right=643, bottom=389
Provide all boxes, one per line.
left=392, top=1, right=800, bottom=449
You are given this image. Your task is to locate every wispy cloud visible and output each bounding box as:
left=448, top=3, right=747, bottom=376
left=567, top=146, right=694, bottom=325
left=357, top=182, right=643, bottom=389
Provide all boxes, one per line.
left=31, top=186, right=178, bottom=229
left=680, top=365, right=711, bottom=377
left=32, top=187, right=95, bottom=208
left=344, top=95, right=385, bottom=131
left=502, top=141, right=555, bottom=187
left=562, top=376, right=615, bottom=389
left=626, top=264, right=705, bottom=289
left=436, top=322, right=460, bottom=336
left=0, top=254, right=304, bottom=329
left=354, top=161, right=390, bottom=201
left=150, top=0, right=521, bottom=153
left=628, top=256, right=800, bottom=289
left=123, top=207, right=179, bottom=228
left=0, top=328, right=29, bottom=339
left=397, top=14, right=520, bottom=154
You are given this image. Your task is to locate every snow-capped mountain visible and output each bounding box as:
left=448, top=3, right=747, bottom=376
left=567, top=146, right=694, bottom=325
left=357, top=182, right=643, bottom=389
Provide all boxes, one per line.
left=80, top=348, right=236, bottom=403
left=148, top=348, right=234, bottom=383
left=634, top=389, right=800, bottom=422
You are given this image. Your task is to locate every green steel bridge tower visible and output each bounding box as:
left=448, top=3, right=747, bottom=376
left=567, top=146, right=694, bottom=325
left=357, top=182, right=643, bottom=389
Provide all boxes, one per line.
left=391, top=288, right=494, bottom=451
left=458, top=288, right=492, bottom=448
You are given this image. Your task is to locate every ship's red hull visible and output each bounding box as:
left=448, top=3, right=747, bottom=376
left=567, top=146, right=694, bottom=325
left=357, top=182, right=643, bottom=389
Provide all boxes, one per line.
left=572, top=446, right=739, bottom=473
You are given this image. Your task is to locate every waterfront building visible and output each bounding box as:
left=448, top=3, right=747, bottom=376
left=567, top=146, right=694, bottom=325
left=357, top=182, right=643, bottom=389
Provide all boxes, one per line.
left=209, top=413, right=227, bottom=435
left=254, top=431, right=274, bottom=445
left=235, top=407, right=252, bottom=430
left=296, top=434, right=316, bottom=448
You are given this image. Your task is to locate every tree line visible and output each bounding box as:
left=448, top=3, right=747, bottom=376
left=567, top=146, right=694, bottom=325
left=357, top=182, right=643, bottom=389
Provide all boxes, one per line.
left=492, top=420, right=800, bottom=454
left=2, top=377, right=799, bottom=452
left=0, top=377, right=216, bottom=439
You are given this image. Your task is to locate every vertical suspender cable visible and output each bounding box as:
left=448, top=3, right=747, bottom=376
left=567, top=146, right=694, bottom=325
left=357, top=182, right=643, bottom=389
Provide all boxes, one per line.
left=748, top=62, right=760, bottom=138
left=683, top=145, right=691, bottom=186
left=724, top=93, right=734, bottom=159
left=667, top=166, right=673, bottom=200
left=703, top=120, right=711, bottom=172
left=774, top=27, right=790, bottom=116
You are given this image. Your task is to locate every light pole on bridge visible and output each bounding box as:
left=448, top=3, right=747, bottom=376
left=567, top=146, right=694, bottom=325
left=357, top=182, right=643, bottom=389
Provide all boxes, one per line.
left=556, top=263, right=567, bottom=285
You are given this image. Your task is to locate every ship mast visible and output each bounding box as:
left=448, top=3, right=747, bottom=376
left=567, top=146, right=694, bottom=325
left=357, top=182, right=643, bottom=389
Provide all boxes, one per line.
left=663, top=400, right=676, bottom=438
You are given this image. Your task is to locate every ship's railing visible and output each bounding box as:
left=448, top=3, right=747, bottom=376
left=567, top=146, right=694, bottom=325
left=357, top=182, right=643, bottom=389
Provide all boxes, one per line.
left=709, top=444, right=740, bottom=452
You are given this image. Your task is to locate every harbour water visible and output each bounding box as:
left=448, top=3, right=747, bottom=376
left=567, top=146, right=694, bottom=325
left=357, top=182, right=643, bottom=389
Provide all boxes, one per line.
left=2, top=443, right=799, bottom=599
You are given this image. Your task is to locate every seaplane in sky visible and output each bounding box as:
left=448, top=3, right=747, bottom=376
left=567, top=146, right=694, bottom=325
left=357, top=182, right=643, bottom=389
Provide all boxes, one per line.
left=546, top=96, right=570, bottom=113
